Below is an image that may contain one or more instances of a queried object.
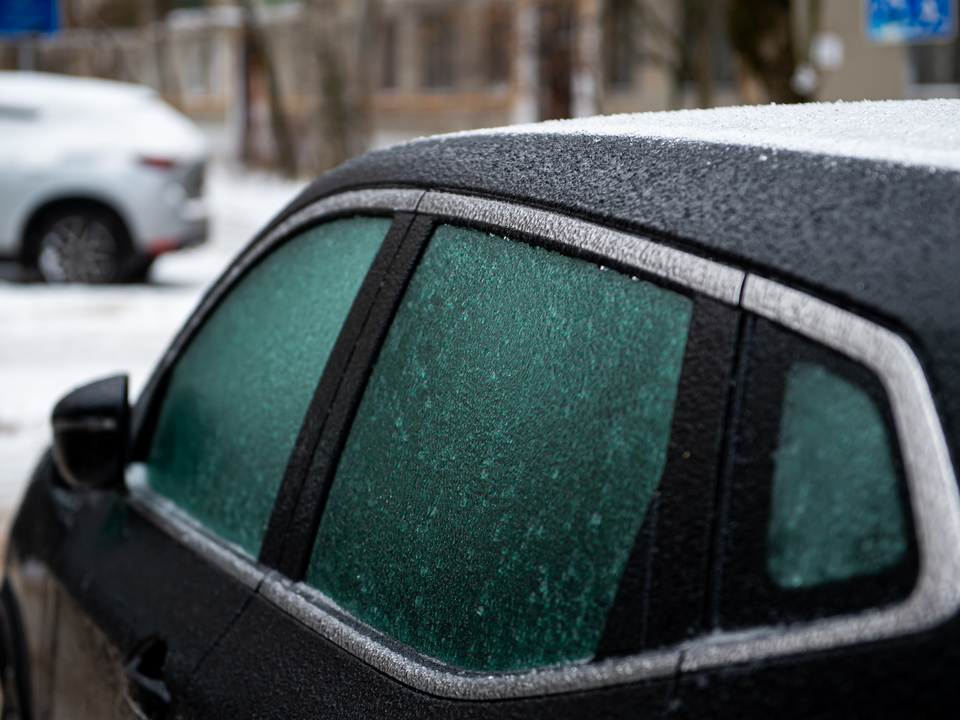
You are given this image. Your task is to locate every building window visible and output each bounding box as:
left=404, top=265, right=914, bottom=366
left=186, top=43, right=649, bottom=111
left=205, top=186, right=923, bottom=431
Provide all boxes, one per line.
left=680, top=1, right=736, bottom=86
left=486, top=2, right=512, bottom=85
left=911, top=38, right=960, bottom=84
left=380, top=19, right=398, bottom=89
left=421, top=12, right=455, bottom=88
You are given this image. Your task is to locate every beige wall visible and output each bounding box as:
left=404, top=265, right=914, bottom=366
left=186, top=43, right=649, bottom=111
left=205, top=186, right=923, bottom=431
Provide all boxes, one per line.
left=816, top=0, right=907, bottom=102
left=10, top=0, right=935, bottom=171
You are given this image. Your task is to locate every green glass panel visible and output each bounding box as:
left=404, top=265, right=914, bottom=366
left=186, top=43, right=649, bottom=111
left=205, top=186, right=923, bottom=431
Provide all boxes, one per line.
left=306, top=225, right=693, bottom=672
left=146, top=217, right=390, bottom=557
left=768, top=362, right=907, bottom=589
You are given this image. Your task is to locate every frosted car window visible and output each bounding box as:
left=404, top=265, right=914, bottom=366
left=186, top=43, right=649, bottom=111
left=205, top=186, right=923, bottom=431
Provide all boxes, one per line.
left=768, top=362, right=907, bottom=588
left=146, top=217, right=390, bottom=557
left=305, top=224, right=693, bottom=673
left=719, top=318, right=916, bottom=631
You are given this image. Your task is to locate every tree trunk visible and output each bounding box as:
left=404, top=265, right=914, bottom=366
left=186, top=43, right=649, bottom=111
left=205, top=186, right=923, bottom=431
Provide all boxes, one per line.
left=691, top=0, right=713, bottom=108
left=308, top=0, right=371, bottom=174
left=727, top=0, right=805, bottom=103
left=239, top=0, right=297, bottom=178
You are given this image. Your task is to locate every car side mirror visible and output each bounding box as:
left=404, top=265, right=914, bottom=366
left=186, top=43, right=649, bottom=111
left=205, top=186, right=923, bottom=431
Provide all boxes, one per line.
left=52, top=375, right=129, bottom=491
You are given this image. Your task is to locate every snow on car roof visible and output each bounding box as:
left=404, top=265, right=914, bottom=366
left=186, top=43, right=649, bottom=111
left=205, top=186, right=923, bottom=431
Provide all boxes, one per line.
left=0, top=71, right=157, bottom=111
left=0, top=71, right=206, bottom=160
left=463, top=100, right=960, bottom=173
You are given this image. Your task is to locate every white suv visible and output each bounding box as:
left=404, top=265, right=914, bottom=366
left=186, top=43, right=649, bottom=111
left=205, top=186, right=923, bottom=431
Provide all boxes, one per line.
left=0, top=72, right=208, bottom=283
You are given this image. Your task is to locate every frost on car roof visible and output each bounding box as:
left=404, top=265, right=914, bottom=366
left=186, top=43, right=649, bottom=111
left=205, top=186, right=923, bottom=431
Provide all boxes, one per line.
left=462, top=100, right=960, bottom=173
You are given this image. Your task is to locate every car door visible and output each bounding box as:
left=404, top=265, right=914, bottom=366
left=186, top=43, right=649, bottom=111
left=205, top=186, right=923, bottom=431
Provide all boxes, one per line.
left=3, top=194, right=418, bottom=719
left=183, top=193, right=745, bottom=718
left=671, top=282, right=960, bottom=718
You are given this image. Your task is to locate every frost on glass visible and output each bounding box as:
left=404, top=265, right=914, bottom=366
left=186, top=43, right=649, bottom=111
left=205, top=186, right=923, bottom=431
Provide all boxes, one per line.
left=768, top=362, right=907, bottom=589
left=146, top=217, right=390, bottom=557
left=306, top=224, right=693, bottom=673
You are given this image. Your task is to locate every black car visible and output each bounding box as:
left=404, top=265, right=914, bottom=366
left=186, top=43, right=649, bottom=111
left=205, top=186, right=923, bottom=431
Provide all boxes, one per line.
left=3, top=101, right=960, bottom=719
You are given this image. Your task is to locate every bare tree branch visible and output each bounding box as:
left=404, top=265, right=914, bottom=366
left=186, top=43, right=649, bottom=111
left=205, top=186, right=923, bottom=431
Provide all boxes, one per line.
left=238, top=0, right=297, bottom=177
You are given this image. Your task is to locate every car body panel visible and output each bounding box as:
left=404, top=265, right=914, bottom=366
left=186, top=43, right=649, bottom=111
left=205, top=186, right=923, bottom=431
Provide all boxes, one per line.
left=6, top=457, right=255, bottom=719
left=128, top=189, right=960, bottom=715
left=673, top=621, right=960, bottom=718
left=184, top=594, right=673, bottom=720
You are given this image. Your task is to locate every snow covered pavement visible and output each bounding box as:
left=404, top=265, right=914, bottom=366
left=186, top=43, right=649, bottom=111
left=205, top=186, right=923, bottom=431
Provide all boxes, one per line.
left=0, top=167, right=307, bottom=514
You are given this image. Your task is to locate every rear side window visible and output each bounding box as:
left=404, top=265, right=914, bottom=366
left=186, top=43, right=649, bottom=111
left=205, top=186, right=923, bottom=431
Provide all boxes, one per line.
left=146, top=217, right=390, bottom=557
left=768, top=362, right=906, bottom=589
left=718, top=318, right=916, bottom=629
left=305, top=224, right=693, bottom=672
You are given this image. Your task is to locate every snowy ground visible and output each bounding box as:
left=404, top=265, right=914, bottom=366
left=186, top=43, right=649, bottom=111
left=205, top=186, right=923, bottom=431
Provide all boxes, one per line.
left=0, top=166, right=308, bottom=519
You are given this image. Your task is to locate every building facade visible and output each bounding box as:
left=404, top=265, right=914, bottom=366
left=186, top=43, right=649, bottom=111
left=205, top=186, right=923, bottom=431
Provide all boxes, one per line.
left=2, top=0, right=957, bottom=174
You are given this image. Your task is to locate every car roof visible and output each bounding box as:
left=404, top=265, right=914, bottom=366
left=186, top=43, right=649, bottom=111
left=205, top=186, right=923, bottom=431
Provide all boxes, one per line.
left=464, top=99, right=960, bottom=172
left=0, top=71, right=207, bottom=159
left=282, top=100, right=960, bottom=452
left=0, top=71, right=158, bottom=111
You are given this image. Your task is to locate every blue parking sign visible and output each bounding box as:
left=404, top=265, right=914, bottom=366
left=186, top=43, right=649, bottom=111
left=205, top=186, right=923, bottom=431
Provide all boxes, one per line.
left=0, top=0, right=59, bottom=35
left=866, top=0, right=957, bottom=43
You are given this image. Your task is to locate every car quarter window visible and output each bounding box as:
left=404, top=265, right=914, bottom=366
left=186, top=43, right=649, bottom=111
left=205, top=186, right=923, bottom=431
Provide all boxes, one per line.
left=303, top=223, right=695, bottom=673
left=717, top=316, right=918, bottom=629
left=145, top=216, right=392, bottom=557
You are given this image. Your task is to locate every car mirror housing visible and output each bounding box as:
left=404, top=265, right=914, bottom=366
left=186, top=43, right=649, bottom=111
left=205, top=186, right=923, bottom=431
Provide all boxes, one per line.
left=52, top=375, right=129, bottom=491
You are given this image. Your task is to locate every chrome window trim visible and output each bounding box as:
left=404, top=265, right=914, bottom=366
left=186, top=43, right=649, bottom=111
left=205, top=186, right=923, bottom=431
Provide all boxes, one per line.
left=680, top=276, right=960, bottom=673
left=134, top=189, right=960, bottom=700
left=152, top=187, right=424, bottom=374
left=259, top=188, right=424, bottom=255
left=165, top=187, right=423, bottom=367
left=259, top=573, right=678, bottom=700
left=418, top=191, right=745, bottom=305
left=131, top=188, right=425, bottom=445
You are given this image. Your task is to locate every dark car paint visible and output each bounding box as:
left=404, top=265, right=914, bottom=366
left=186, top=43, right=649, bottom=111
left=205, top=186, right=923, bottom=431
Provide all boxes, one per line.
left=10, top=465, right=960, bottom=719
left=3, top=127, right=959, bottom=718
left=184, top=594, right=672, bottom=720
left=6, top=457, right=254, bottom=719
left=673, top=618, right=960, bottom=718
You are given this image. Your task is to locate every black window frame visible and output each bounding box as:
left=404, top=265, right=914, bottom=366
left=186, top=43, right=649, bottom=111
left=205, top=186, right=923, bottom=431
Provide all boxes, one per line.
left=118, top=188, right=960, bottom=702
left=274, top=213, right=742, bottom=665
left=711, top=314, right=920, bottom=630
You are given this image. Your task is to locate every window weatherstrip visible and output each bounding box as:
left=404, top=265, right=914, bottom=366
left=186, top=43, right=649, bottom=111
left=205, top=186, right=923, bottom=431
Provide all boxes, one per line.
left=680, top=275, right=960, bottom=673
left=418, top=191, right=745, bottom=305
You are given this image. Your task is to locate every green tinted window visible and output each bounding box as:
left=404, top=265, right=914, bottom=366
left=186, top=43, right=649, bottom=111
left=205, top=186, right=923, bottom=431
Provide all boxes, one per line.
left=306, top=225, right=693, bottom=672
left=146, top=217, right=390, bottom=557
left=768, top=362, right=907, bottom=589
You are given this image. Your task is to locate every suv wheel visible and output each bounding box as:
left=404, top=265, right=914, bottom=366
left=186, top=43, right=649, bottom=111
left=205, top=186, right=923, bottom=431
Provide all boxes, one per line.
left=29, top=206, right=132, bottom=284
